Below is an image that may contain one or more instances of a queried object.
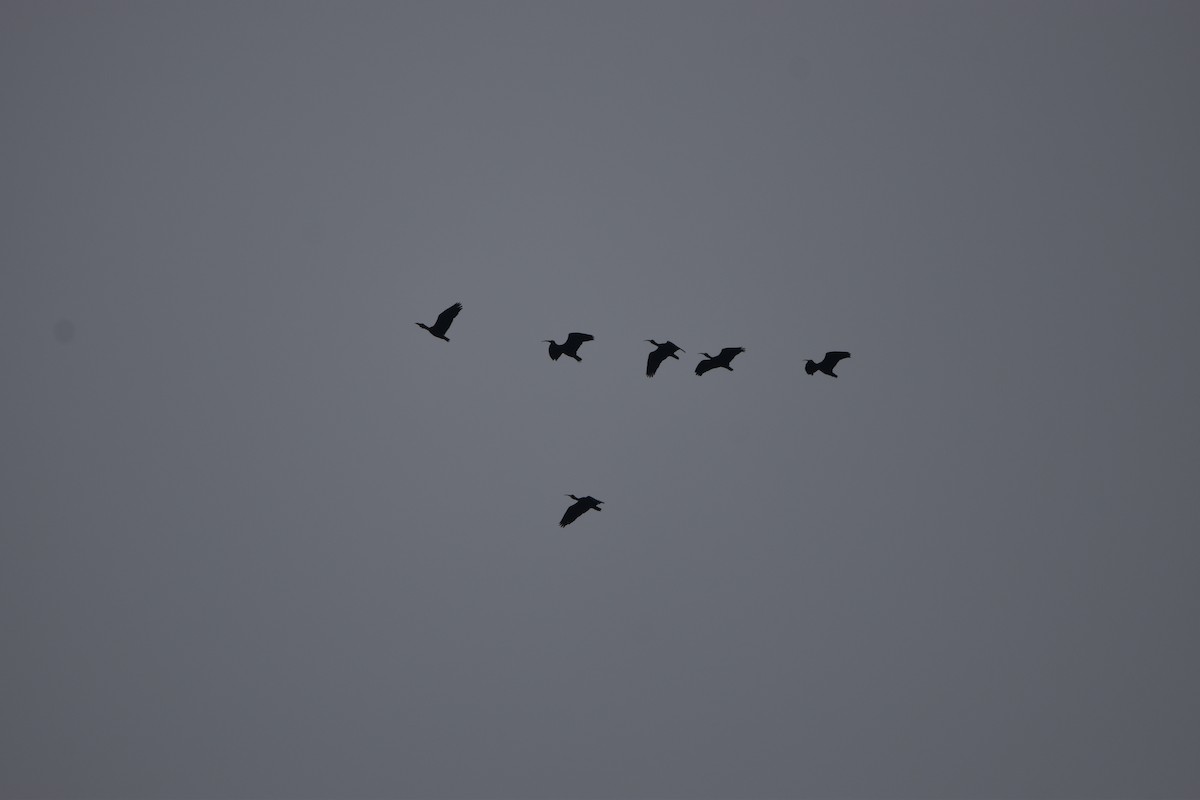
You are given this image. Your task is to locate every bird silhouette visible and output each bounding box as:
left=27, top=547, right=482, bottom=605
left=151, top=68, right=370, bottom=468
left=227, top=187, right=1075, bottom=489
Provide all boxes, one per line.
left=645, top=340, right=685, bottom=377
left=560, top=494, right=604, bottom=527
left=544, top=332, right=594, bottom=361
left=416, top=302, right=462, bottom=341
left=695, top=347, right=745, bottom=376
left=805, top=351, right=851, bottom=377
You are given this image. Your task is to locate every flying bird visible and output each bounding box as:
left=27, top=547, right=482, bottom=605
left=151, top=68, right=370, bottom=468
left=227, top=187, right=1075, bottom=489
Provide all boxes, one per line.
left=416, top=302, right=462, bottom=341
left=645, top=340, right=685, bottom=377
left=805, top=351, right=851, bottom=377
left=695, top=347, right=745, bottom=376
left=544, top=332, right=594, bottom=362
left=560, top=494, right=604, bottom=527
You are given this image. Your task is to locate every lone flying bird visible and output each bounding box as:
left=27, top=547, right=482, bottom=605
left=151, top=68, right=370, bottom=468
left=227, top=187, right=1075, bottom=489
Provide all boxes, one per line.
left=645, top=340, right=685, bottom=377
left=560, top=494, right=604, bottom=527
left=544, top=332, right=594, bottom=361
left=416, top=302, right=463, bottom=341
left=805, top=351, right=851, bottom=377
left=695, top=347, right=745, bottom=376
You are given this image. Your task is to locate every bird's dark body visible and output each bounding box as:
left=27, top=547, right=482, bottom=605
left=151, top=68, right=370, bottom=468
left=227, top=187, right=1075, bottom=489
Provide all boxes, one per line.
left=695, top=347, right=745, bottom=376
left=805, top=351, right=851, bottom=377
left=645, top=339, right=685, bottom=377
left=545, top=332, right=594, bottom=361
left=416, top=302, right=463, bottom=341
left=560, top=495, right=603, bottom=527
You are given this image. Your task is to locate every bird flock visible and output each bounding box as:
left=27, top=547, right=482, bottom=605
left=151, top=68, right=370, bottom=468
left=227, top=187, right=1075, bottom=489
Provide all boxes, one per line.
left=417, top=301, right=850, bottom=528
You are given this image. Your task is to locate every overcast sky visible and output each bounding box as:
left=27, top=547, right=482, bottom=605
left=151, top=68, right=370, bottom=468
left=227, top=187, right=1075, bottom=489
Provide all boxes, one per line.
left=3, top=2, right=1199, bottom=798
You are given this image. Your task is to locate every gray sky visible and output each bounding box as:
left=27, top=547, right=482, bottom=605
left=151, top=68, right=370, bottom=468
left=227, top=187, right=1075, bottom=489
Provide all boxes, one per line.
left=3, top=2, right=1199, bottom=797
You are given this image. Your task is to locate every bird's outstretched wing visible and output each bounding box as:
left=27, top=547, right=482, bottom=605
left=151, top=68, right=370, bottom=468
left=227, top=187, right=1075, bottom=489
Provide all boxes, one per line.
left=695, top=358, right=716, bottom=376
left=719, top=347, right=745, bottom=360
left=647, top=349, right=669, bottom=377
left=821, top=351, right=850, bottom=369
left=432, top=302, right=463, bottom=335
left=565, top=332, right=594, bottom=348
left=560, top=501, right=586, bottom=527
